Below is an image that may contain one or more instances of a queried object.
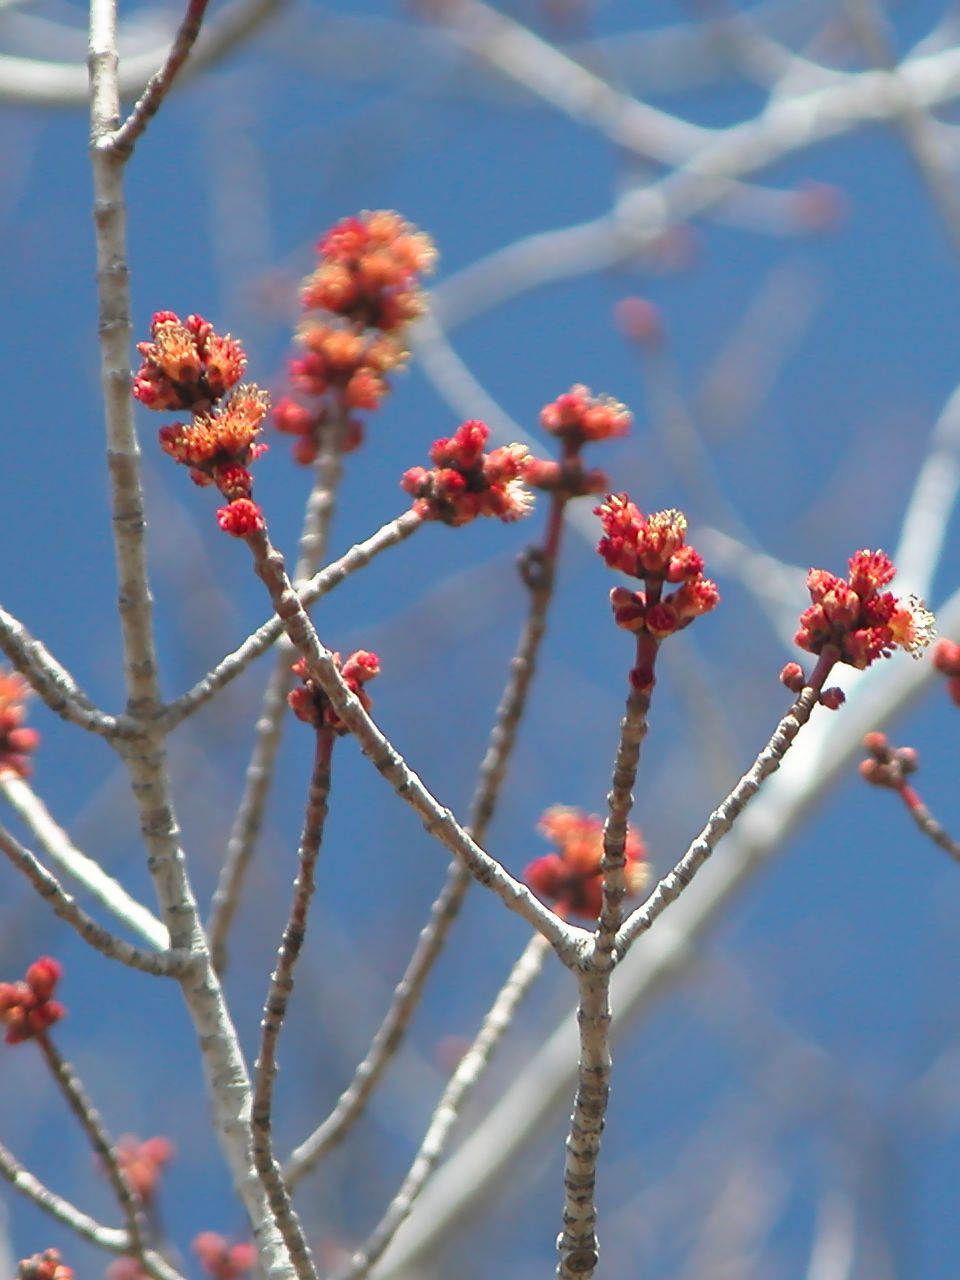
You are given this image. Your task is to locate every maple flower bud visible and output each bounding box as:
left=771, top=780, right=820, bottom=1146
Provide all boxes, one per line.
left=0, top=956, right=64, bottom=1044
left=595, top=495, right=718, bottom=639
left=288, top=651, right=380, bottom=735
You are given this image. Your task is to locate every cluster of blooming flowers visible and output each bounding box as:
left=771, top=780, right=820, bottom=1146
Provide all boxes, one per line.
left=134, top=312, right=269, bottom=537
left=16, top=1250, right=72, bottom=1280
left=0, top=956, right=64, bottom=1044
left=0, top=668, right=40, bottom=778
left=933, top=638, right=960, bottom=706
left=401, top=419, right=534, bottom=526
left=596, top=494, right=717, bottom=625
left=288, top=650, right=380, bottom=734
left=524, top=385, right=631, bottom=500
left=524, top=806, right=648, bottom=920
left=273, top=210, right=436, bottom=463
left=793, top=550, right=934, bottom=670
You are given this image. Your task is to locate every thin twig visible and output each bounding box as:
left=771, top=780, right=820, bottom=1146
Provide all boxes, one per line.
left=598, top=685, right=651, bottom=956
left=558, top=681, right=651, bottom=1279
left=0, top=0, right=286, bottom=107
left=88, top=0, right=295, bottom=1265
left=0, top=820, right=186, bottom=975
left=616, top=685, right=820, bottom=955
left=241, top=524, right=583, bottom=959
left=0, top=605, right=125, bottom=738
left=370, top=590, right=960, bottom=1277
left=285, top=508, right=561, bottom=1185
left=844, top=0, right=960, bottom=261
left=425, top=0, right=711, bottom=165
left=0, top=1141, right=185, bottom=1279
left=430, top=44, right=960, bottom=332
left=250, top=731, right=333, bottom=1280
left=556, top=964, right=609, bottom=1280
left=37, top=1032, right=150, bottom=1264
left=109, top=0, right=212, bottom=156
left=0, top=776, right=169, bottom=950
left=891, top=781, right=960, bottom=863
left=207, top=419, right=352, bottom=974
left=332, top=934, right=550, bottom=1280
left=162, top=510, right=422, bottom=732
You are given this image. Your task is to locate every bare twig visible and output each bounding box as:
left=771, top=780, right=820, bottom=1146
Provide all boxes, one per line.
left=332, top=934, right=550, bottom=1280
left=241, top=524, right=583, bottom=959
left=372, top=587, right=960, bottom=1276
left=0, top=820, right=185, bottom=975
left=0, top=605, right=125, bottom=738
left=207, top=419, right=352, bottom=974
left=0, top=776, right=169, bottom=950
left=37, top=1032, right=150, bottom=1264
left=109, top=0, right=212, bottom=156
left=88, top=0, right=295, bottom=1266
left=286, top=502, right=561, bottom=1185
left=0, top=1141, right=185, bottom=1279
left=162, top=510, right=422, bottom=732
left=616, top=684, right=820, bottom=956
left=250, top=731, right=333, bottom=1280
left=0, top=0, right=286, bottom=106
left=844, top=0, right=960, bottom=260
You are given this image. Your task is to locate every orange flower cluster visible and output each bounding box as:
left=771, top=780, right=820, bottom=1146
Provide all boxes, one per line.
left=0, top=669, right=39, bottom=778
left=401, top=420, right=533, bottom=526
left=133, top=312, right=246, bottom=414
left=525, top=386, right=631, bottom=499
left=193, top=1233, right=257, bottom=1279
left=0, top=957, right=64, bottom=1044
left=275, top=210, right=436, bottom=463
left=596, top=496, right=719, bottom=639
left=524, top=806, right=648, bottom=920
left=17, top=1250, right=73, bottom=1280
left=135, top=313, right=270, bottom=536
left=795, top=550, right=934, bottom=670
left=288, top=650, right=380, bottom=735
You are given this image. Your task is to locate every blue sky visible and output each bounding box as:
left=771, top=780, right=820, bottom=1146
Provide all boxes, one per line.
left=3, top=2, right=960, bottom=1276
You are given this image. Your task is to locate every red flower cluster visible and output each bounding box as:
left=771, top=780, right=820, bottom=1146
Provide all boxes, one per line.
left=275, top=210, right=436, bottom=463
left=0, top=957, right=64, bottom=1044
left=193, top=1232, right=257, bottom=1279
left=524, top=806, right=648, bottom=920
left=859, top=730, right=918, bottom=790
left=933, top=638, right=960, bottom=706
left=0, top=669, right=40, bottom=778
left=288, top=650, right=380, bottom=734
left=525, top=386, right=631, bottom=499
left=795, top=550, right=934, bottom=670
left=133, top=312, right=246, bottom=413
left=136, top=314, right=270, bottom=536
left=17, top=1250, right=73, bottom=1280
left=115, top=1134, right=174, bottom=1202
left=596, top=496, right=719, bottom=638
left=540, top=385, right=631, bottom=446
left=401, top=420, right=533, bottom=526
